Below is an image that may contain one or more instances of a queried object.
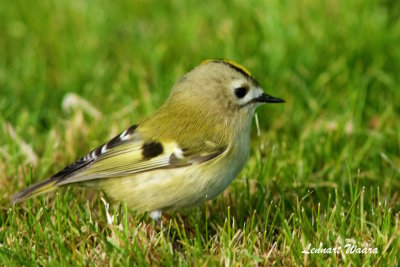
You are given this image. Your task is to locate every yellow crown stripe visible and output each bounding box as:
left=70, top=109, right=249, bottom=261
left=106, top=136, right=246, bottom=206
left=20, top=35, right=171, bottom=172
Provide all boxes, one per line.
left=222, top=60, right=253, bottom=78
left=202, top=59, right=254, bottom=79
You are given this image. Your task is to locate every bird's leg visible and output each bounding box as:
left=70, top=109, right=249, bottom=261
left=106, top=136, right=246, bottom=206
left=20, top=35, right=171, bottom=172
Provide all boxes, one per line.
left=149, top=210, right=180, bottom=249
left=149, top=210, right=162, bottom=227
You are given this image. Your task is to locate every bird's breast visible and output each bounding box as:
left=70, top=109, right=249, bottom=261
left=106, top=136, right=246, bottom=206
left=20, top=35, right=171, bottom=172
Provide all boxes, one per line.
left=192, top=133, right=250, bottom=202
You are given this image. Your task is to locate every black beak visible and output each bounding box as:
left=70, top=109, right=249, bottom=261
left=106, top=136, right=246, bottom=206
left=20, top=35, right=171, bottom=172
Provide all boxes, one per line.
left=255, top=93, right=285, bottom=103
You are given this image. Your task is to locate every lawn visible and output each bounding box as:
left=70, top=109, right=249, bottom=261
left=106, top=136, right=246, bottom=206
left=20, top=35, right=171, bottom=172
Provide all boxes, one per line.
left=0, top=0, right=399, bottom=265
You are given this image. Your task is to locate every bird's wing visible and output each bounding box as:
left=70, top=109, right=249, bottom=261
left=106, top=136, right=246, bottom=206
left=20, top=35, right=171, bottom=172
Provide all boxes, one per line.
left=51, top=124, right=227, bottom=186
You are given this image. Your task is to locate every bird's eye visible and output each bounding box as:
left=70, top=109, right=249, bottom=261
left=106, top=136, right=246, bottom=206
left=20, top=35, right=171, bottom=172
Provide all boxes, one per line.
left=234, top=87, right=248, bottom=99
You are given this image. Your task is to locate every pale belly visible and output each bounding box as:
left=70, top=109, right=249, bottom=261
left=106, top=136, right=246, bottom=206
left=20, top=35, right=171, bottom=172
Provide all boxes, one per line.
left=99, top=145, right=249, bottom=212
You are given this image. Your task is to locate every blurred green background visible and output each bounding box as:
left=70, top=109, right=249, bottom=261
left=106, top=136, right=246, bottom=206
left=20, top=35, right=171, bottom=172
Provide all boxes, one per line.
left=0, top=0, right=399, bottom=265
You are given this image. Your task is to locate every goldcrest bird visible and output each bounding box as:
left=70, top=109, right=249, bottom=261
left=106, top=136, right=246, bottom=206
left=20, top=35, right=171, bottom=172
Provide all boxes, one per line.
left=11, top=59, right=284, bottom=221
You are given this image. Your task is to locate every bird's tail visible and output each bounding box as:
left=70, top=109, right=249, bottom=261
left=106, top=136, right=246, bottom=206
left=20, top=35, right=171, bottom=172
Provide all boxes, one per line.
left=10, top=179, right=58, bottom=205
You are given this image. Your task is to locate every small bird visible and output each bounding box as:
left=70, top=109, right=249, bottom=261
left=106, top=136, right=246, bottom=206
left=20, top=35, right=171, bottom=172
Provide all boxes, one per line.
left=11, top=59, right=284, bottom=221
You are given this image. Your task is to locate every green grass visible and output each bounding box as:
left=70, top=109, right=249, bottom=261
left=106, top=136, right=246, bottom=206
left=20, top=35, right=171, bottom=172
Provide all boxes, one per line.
left=1, top=0, right=399, bottom=265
